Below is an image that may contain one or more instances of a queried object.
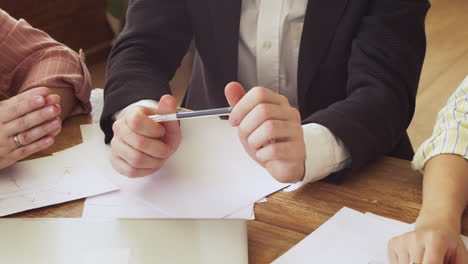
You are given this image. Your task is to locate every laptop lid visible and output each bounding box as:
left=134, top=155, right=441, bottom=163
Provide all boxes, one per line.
left=0, top=218, right=248, bottom=264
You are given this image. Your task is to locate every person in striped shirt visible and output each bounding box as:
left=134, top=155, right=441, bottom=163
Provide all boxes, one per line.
left=388, top=76, right=468, bottom=264
left=0, top=9, right=92, bottom=169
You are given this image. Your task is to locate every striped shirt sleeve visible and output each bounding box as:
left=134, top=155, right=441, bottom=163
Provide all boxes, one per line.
left=0, top=9, right=92, bottom=115
left=412, top=75, right=468, bottom=171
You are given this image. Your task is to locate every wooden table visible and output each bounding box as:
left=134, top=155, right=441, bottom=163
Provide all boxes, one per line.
left=7, top=113, right=468, bottom=264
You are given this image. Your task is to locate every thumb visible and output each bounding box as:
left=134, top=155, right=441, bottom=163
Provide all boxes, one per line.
left=224, top=82, right=246, bottom=107
left=158, top=95, right=181, bottom=153
left=158, top=94, right=177, bottom=115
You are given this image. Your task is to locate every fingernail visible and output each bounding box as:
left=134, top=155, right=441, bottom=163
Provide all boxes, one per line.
left=50, top=119, right=60, bottom=128
left=35, top=96, right=45, bottom=106
left=48, top=106, right=56, bottom=114
left=44, top=137, right=54, bottom=145
left=230, top=119, right=240, bottom=126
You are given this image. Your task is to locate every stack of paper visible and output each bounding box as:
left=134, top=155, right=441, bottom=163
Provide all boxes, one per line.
left=273, top=207, right=468, bottom=264
left=84, top=89, right=283, bottom=219
left=0, top=89, right=116, bottom=216
left=0, top=144, right=118, bottom=217
left=81, top=115, right=287, bottom=219
left=0, top=89, right=286, bottom=218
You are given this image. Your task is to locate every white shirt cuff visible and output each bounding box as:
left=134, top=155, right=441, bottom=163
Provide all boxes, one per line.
left=113, top=99, right=160, bottom=120
left=285, top=123, right=351, bottom=192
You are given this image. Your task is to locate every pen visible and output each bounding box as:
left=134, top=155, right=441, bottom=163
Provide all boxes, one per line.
left=149, top=107, right=232, bottom=122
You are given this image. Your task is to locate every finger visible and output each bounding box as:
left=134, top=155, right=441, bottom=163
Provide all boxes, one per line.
left=0, top=87, right=50, bottom=123
left=247, top=120, right=305, bottom=184
left=238, top=103, right=292, bottom=137
left=247, top=120, right=299, bottom=150
left=229, top=86, right=288, bottom=127
left=158, top=95, right=181, bottom=153
left=238, top=131, right=259, bottom=163
left=255, top=141, right=305, bottom=164
left=10, top=136, right=54, bottom=161
left=454, top=245, right=468, bottom=264
left=49, top=126, right=62, bottom=137
left=387, top=238, right=400, bottom=264
left=111, top=136, right=163, bottom=169
left=389, top=251, right=399, bottom=264
left=389, top=252, right=399, bottom=264
left=409, top=239, right=425, bottom=264
left=423, top=240, right=448, bottom=264
left=17, top=117, right=61, bottom=146
left=4, top=105, right=61, bottom=136
left=264, top=159, right=305, bottom=183
left=224, top=82, right=246, bottom=107
left=45, top=94, right=61, bottom=106
left=398, top=252, right=410, bottom=264
left=124, top=107, right=166, bottom=138
left=115, top=122, right=171, bottom=159
left=110, top=152, right=158, bottom=178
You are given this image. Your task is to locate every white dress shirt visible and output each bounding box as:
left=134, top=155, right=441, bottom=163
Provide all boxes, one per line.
left=118, top=0, right=351, bottom=188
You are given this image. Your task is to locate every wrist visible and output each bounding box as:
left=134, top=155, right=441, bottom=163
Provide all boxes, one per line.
left=416, top=208, right=462, bottom=233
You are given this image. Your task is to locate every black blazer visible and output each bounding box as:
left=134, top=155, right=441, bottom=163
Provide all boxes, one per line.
left=101, top=0, right=430, bottom=174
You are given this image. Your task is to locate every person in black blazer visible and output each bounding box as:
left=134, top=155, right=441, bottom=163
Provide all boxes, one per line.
left=101, top=0, right=430, bottom=187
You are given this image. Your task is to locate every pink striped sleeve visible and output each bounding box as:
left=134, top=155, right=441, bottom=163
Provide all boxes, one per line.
left=0, top=9, right=92, bottom=115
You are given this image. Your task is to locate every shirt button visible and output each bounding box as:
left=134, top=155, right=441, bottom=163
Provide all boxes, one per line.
left=262, top=41, right=272, bottom=50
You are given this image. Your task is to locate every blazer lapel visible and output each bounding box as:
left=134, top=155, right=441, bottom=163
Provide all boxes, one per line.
left=207, top=0, right=242, bottom=86
left=297, top=0, right=348, bottom=109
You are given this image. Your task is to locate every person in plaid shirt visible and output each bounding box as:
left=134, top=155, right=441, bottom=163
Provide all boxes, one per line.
left=389, top=76, right=468, bottom=264
left=0, top=9, right=92, bottom=169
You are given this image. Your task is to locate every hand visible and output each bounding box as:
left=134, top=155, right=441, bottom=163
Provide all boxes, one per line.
left=0, top=87, right=62, bottom=169
left=388, top=223, right=468, bottom=264
left=110, top=95, right=181, bottom=178
left=225, top=82, right=306, bottom=183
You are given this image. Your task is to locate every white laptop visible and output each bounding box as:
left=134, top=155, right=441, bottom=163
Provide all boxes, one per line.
left=0, top=218, right=248, bottom=264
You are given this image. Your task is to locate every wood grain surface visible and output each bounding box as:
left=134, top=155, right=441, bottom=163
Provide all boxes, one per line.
left=3, top=113, right=467, bottom=264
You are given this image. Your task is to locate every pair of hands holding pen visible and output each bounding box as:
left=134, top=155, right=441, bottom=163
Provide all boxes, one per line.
left=110, top=82, right=306, bottom=183
left=0, top=87, right=62, bottom=169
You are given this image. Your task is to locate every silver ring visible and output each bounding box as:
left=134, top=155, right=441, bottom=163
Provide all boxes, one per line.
left=13, top=134, right=23, bottom=148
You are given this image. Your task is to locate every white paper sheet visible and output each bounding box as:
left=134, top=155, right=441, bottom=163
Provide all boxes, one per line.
left=365, top=212, right=468, bottom=247
left=274, top=208, right=468, bottom=264
left=0, top=153, right=118, bottom=217
left=83, top=191, right=173, bottom=218
left=81, top=117, right=287, bottom=219
left=273, top=208, right=414, bottom=264
left=83, top=190, right=257, bottom=220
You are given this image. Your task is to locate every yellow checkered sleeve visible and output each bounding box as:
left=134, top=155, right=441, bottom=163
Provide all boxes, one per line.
left=412, top=76, right=468, bottom=171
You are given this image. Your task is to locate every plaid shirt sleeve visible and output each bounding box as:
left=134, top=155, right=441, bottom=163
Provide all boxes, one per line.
left=412, top=75, right=468, bottom=171
left=0, top=9, right=92, bottom=115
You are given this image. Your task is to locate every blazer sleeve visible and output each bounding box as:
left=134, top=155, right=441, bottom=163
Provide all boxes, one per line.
left=101, top=0, right=193, bottom=143
left=303, top=0, right=430, bottom=170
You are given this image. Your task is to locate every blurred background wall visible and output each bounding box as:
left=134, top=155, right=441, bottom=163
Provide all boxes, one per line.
left=3, top=0, right=468, bottom=152
left=2, top=0, right=114, bottom=65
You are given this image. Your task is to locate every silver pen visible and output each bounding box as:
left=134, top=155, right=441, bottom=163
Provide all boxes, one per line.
left=149, top=107, right=232, bottom=122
